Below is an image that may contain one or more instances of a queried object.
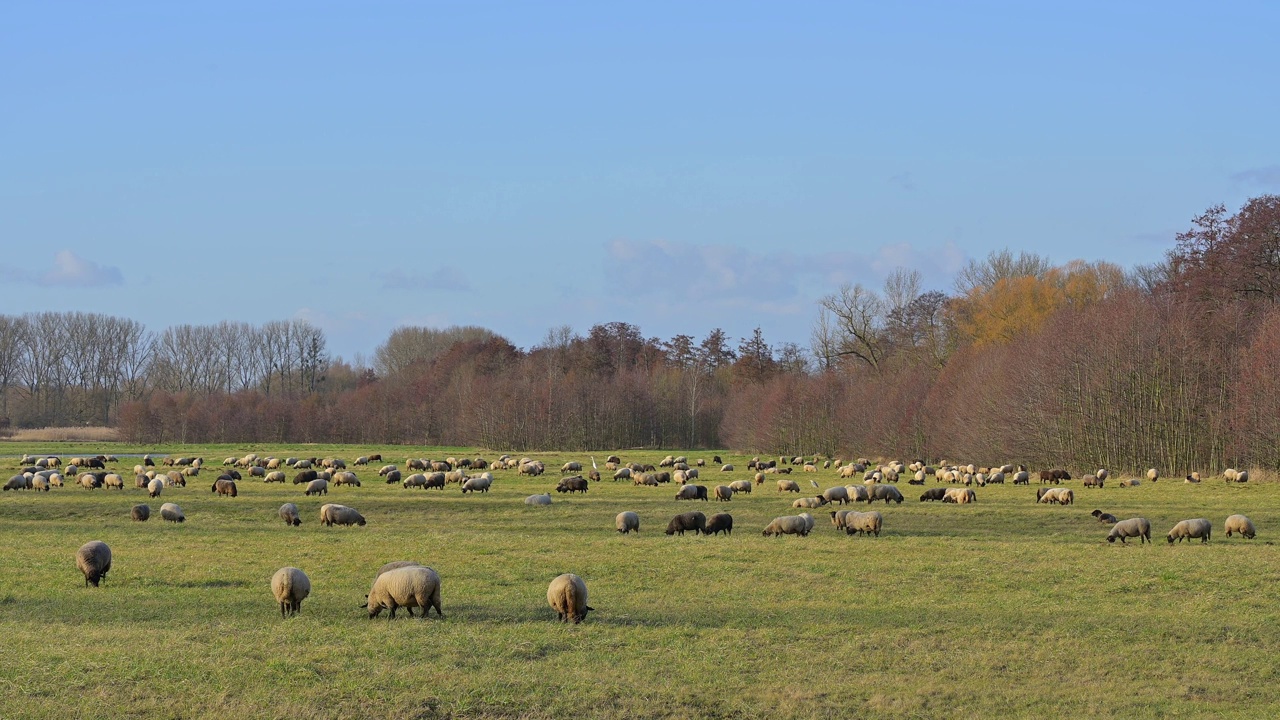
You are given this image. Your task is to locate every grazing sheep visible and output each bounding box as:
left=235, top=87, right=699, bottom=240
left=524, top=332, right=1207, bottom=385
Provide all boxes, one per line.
left=3, top=475, right=28, bottom=491
left=1012, top=471, right=1030, bottom=485
left=1146, top=468, right=1159, bottom=482
left=279, top=503, right=302, bottom=526
left=1167, top=518, right=1212, bottom=544
left=633, top=473, right=660, bottom=487
left=365, top=565, right=443, bottom=619
left=271, top=567, right=311, bottom=619
left=561, top=461, right=583, bottom=473
left=1231, top=470, right=1250, bottom=483
left=762, top=515, right=810, bottom=537
left=830, top=509, right=853, bottom=529
left=613, top=467, right=632, bottom=482
left=293, top=469, right=319, bottom=485
left=1224, top=514, right=1256, bottom=539
left=1082, top=474, right=1103, bottom=488
left=102, top=473, right=124, bottom=489
left=616, top=511, right=640, bottom=534
left=1096, top=469, right=1110, bottom=481
left=423, top=472, right=446, bottom=489
left=1091, top=509, right=1118, bottom=524
left=461, top=476, right=492, bottom=494
left=333, top=471, right=361, bottom=487
left=720, top=464, right=734, bottom=472
left=525, top=493, right=552, bottom=506
left=714, top=485, right=734, bottom=501
left=705, top=513, right=734, bottom=536
left=160, top=503, right=185, bottom=523
left=48, top=472, right=63, bottom=487
left=131, top=504, right=150, bottom=522
left=665, top=511, right=707, bottom=536
left=729, top=479, right=753, bottom=494
left=1107, top=517, right=1151, bottom=544
left=320, top=503, right=366, bottom=527
left=212, top=479, right=238, bottom=497
left=1038, top=487, right=1073, bottom=505
left=675, top=484, right=708, bottom=501
left=384, top=470, right=402, bottom=485
left=304, top=479, right=329, bottom=496
left=920, top=487, right=947, bottom=502
left=777, top=479, right=800, bottom=493
left=556, top=476, right=588, bottom=494
left=377, top=464, right=397, bottom=477
left=29, top=475, right=48, bottom=491
left=868, top=484, right=904, bottom=504
left=146, top=477, right=164, bottom=498
left=1119, top=478, right=1141, bottom=488
left=547, top=573, right=592, bottom=624
left=943, top=487, right=976, bottom=504
left=75, top=541, right=112, bottom=587
left=1185, top=472, right=1201, bottom=483
left=844, top=511, right=883, bottom=537
left=822, top=486, right=850, bottom=505
left=792, top=496, right=828, bottom=509
left=403, top=473, right=428, bottom=489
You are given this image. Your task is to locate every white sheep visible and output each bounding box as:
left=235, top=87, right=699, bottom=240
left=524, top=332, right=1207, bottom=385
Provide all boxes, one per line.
left=271, top=567, right=311, bottom=618
left=365, top=565, right=442, bottom=619
left=615, top=511, right=640, bottom=534
left=547, top=573, right=593, bottom=623
left=1224, top=514, right=1256, bottom=539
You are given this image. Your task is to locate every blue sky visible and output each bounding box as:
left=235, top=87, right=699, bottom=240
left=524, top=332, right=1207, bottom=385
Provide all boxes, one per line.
left=3, top=2, right=1277, bottom=361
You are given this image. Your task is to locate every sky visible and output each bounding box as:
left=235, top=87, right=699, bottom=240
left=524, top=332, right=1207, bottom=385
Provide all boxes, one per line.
left=2, top=1, right=1278, bottom=362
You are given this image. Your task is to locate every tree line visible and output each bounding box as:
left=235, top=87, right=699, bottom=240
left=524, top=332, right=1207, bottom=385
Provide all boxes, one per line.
left=7, top=195, right=1279, bottom=474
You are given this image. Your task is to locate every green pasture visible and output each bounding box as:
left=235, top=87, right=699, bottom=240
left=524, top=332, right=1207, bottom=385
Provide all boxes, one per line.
left=1, top=444, right=1278, bottom=719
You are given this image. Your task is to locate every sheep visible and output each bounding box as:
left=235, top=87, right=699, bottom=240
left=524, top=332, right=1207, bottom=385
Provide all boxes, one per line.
left=48, top=472, right=63, bottom=487
left=1038, top=487, right=1073, bottom=505
left=1096, top=469, right=1110, bottom=481
left=293, top=469, right=319, bottom=485
left=518, top=462, right=545, bottom=477
left=705, top=513, right=734, bottom=536
left=1229, top=470, right=1250, bottom=483
left=421, top=472, right=446, bottom=489
left=777, top=479, right=800, bottom=493
left=803, top=463, right=817, bottom=473
left=102, top=473, right=124, bottom=489
left=365, top=565, right=443, bottom=619
left=606, top=511, right=639, bottom=535
left=561, top=461, right=583, bottom=473
left=377, top=464, right=397, bottom=476
left=1224, top=514, right=1256, bottom=539
left=266, top=458, right=283, bottom=469
left=402, top=473, right=428, bottom=489
left=3, top=475, right=27, bottom=491
left=920, top=487, right=947, bottom=502
left=320, top=503, right=366, bottom=527
left=943, top=488, right=977, bottom=504
left=525, top=493, right=552, bottom=506
left=75, top=541, right=112, bottom=587
left=720, top=464, right=734, bottom=472
left=675, top=484, right=708, bottom=501
left=1119, top=478, right=1141, bottom=488
left=846, top=485, right=871, bottom=503
left=354, top=456, right=370, bottom=466
left=830, top=509, right=853, bottom=529
left=686, top=468, right=700, bottom=480
left=713, top=485, right=734, bottom=501
left=333, top=471, right=361, bottom=487
left=279, top=503, right=302, bottom=526
left=271, top=567, right=311, bottom=619
left=444, top=469, right=468, bottom=484
left=461, top=476, right=492, bottom=494
left=665, top=511, right=707, bottom=536
left=633, top=473, right=660, bottom=487
left=729, top=479, right=753, bottom=494
left=910, top=470, right=926, bottom=485
left=384, top=469, right=402, bottom=485
left=1082, top=474, right=1103, bottom=488
left=1012, top=471, right=1030, bottom=485
left=792, top=496, right=828, bottom=509
left=77, top=473, right=100, bottom=489
left=1167, top=518, right=1212, bottom=544
left=612, top=467, right=632, bottom=482
left=822, top=486, right=850, bottom=505
left=1107, top=517, right=1151, bottom=544
left=160, top=503, right=185, bottom=523
left=1146, top=468, right=1159, bottom=482
left=304, top=479, right=329, bottom=496
left=762, top=515, right=809, bottom=537
left=1091, top=509, right=1118, bottom=524
left=1185, top=472, right=1201, bottom=483
left=547, top=573, right=592, bottom=624
left=868, top=484, right=904, bottom=504
left=212, top=478, right=238, bottom=497
left=605, top=454, right=622, bottom=464
left=844, top=511, right=883, bottom=537
left=556, top=476, right=588, bottom=494
left=131, top=504, right=150, bottom=522
left=147, top=477, right=164, bottom=498
left=31, top=475, right=49, bottom=491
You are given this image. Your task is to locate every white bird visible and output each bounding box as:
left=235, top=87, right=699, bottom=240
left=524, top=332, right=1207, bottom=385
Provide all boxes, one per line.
left=591, top=456, right=598, bottom=470
left=810, top=479, right=820, bottom=489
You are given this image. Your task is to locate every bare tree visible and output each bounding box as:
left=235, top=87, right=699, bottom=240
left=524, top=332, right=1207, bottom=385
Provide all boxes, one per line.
left=954, top=249, right=1053, bottom=295
left=816, top=282, right=887, bottom=373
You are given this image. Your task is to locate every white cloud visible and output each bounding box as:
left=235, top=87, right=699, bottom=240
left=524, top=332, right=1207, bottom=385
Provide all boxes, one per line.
left=0, top=250, right=125, bottom=287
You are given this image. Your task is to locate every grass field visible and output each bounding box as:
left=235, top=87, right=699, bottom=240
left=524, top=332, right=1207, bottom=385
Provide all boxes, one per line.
left=2, top=443, right=1280, bottom=719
